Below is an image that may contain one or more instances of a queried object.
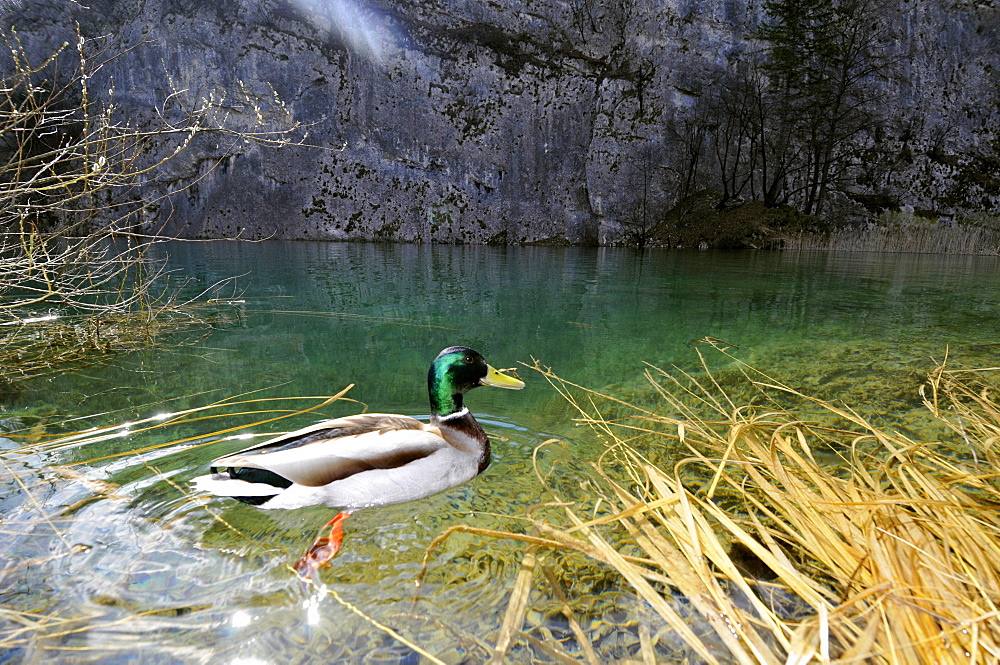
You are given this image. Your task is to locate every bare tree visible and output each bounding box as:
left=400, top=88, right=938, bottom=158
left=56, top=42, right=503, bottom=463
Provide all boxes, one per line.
left=760, top=0, right=895, bottom=216
left=678, top=0, right=895, bottom=218
left=618, top=143, right=667, bottom=248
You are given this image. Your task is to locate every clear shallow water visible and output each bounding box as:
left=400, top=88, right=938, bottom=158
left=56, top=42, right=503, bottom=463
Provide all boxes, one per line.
left=2, top=242, right=999, bottom=663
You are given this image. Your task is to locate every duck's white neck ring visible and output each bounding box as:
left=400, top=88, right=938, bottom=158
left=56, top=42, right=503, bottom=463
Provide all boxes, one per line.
left=437, top=407, right=470, bottom=421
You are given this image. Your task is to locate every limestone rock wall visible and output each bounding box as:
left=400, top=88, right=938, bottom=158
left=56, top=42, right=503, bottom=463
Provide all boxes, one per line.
left=2, top=0, right=997, bottom=243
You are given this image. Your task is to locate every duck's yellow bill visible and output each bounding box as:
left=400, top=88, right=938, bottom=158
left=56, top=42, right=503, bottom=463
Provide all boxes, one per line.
left=482, top=365, right=525, bottom=390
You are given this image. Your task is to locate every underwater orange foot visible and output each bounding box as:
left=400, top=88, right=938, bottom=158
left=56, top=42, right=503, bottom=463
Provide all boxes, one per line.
left=294, top=511, right=350, bottom=578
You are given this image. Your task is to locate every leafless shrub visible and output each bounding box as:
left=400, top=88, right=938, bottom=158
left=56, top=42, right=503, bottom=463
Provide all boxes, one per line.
left=0, top=28, right=314, bottom=393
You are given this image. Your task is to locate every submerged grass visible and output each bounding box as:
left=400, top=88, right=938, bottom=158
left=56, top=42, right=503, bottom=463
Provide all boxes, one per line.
left=438, top=342, right=1000, bottom=663
left=0, top=295, right=243, bottom=400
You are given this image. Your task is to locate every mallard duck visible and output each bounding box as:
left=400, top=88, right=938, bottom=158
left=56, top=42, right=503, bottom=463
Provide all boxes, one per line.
left=192, top=346, right=524, bottom=576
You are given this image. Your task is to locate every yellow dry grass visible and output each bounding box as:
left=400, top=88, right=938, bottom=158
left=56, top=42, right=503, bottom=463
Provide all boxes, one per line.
left=447, top=341, right=1000, bottom=663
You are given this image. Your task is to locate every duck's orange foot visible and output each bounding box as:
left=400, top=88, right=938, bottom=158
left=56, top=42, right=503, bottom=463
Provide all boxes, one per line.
left=294, top=511, right=350, bottom=579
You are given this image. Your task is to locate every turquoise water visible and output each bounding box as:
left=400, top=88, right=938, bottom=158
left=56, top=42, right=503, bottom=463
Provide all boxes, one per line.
left=2, top=242, right=999, bottom=663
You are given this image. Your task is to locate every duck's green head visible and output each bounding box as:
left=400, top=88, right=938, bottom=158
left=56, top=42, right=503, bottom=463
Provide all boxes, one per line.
left=428, top=346, right=525, bottom=416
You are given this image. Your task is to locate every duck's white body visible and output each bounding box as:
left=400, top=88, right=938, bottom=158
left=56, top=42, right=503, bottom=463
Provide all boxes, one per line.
left=192, top=410, right=491, bottom=511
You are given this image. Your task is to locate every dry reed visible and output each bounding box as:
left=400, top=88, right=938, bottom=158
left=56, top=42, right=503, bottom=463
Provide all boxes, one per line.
left=444, top=342, right=1000, bottom=663
left=785, top=212, right=1000, bottom=254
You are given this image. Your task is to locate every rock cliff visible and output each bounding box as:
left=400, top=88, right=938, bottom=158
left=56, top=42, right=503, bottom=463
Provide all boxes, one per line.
left=2, top=0, right=997, bottom=244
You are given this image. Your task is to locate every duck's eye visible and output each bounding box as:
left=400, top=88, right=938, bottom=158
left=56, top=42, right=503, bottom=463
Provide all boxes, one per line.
left=464, top=355, right=474, bottom=363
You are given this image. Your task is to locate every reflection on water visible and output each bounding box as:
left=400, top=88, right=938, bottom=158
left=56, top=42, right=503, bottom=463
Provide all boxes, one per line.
left=1, top=242, right=999, bottom=662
